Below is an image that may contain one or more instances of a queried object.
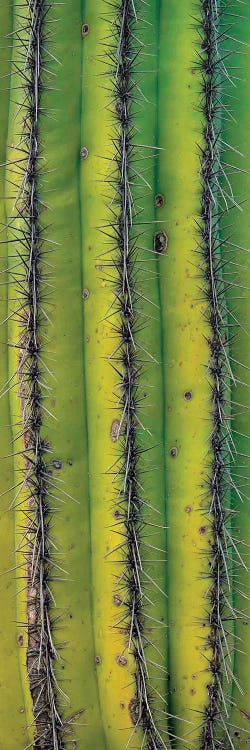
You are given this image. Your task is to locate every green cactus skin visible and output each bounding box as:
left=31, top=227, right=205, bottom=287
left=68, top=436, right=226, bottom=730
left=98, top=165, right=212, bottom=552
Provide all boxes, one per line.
left=155, top=4, right=237, bottom=748
left=0, top=1, right=250, bottom=750
left=156, top=3, right=213, bottom=744
left=35, top=2, right=105, bottom=747
left=80, top=2, right=169, bottom=747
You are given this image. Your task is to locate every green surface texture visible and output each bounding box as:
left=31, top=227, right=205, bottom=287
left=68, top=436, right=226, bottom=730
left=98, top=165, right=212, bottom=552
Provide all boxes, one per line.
left=0, top=2, right=249, bottom=750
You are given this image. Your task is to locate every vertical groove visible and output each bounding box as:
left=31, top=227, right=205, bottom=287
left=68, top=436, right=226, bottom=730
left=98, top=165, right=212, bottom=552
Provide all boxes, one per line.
left=154, top=3, right=172, bottom=743
left=78, top=0, right=107, bottom=746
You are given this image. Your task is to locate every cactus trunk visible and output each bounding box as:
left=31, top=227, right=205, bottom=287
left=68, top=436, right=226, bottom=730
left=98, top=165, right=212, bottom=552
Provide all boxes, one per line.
left=0, top=1, right=250, bottom=749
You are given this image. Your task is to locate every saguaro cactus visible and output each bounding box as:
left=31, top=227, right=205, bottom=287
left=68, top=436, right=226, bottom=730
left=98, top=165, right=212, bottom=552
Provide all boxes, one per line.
left=0, top=1, right=249, bottom=749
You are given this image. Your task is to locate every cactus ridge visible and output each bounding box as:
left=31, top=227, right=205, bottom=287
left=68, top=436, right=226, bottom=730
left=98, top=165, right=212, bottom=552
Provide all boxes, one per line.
left=198, top=2, right=244, bottom=747
left=103, top=1, right=169, bottom=747
left=3, top=2, right=70, bottom=747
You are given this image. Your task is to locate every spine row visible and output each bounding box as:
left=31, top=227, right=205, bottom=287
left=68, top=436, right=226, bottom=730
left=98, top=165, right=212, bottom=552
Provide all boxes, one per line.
left=10, top=2, right=65, bottom=747
left=109, top=2, right=167, bottom=747
left=200, top=2, right=236, bottom=747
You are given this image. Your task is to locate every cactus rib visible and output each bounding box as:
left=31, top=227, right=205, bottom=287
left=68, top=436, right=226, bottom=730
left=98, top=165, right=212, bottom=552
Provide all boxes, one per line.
left=5, top=1, right=66, bottom=746
left=220, top=2, right=250, bottom=744
left=79, top=1, right=141, bottom=744
left=80, top=0, right=170, bottom=745
left=156, top=2, right=215, bottom=742
left=16, top=2, right=65, bottom=745
left=0, top=4, right=33, bottom=747
left=110, top=3, right=167, bottom=746
left=36, top=0, right=106, bottom=745
left=199, top=2, right=235, bottom=746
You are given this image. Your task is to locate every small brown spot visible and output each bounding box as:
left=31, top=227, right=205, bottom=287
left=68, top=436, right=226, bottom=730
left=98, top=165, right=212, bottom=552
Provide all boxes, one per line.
left=95, top=655, right=102, bottom=665
left=110, top=419, right=121, bottom=442
left=154, top=194, right=165, bottom=208
left=170, top=446, right=178, bottom=458
left=113, top=594, right=122, bottom=607
left=199, top=526, right=207, bottom=535
left=116, top=654, right=128, bottom=667
left=81, top=23, right=90, bottom=37
left=82, top=288, right=89, bottom=300
left=185, top=505, right=192, bottom=513
left=19, top=707, right=25, bottom=714
left=80, top=146, right=88, bottom=160
left=190, top=688, right=196, bottom=695
left=129, top=698, right=139, bottom=725
left=67, top=459, right=73, bottom=466
left=154, top=230, right=168, bottom=254
left=192, top=673, right=197, bottom=680
left=120, top=702, right=125, bottom=710
left=17, top=633, right=24, bottom=647
left=184, top=390, right=193, bottom=401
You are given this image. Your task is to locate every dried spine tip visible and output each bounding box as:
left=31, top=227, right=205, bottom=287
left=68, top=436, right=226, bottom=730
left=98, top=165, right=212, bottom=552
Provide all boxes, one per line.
left=12, top=0, right=65, bottom=747
left=109, top=1, right=166, bottom=747
left=200, top=2, right=236, bottom=747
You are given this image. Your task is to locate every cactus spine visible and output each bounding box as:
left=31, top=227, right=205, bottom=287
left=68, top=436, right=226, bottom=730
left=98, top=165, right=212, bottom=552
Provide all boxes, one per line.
left=0, top=1, right=249, bottom=750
